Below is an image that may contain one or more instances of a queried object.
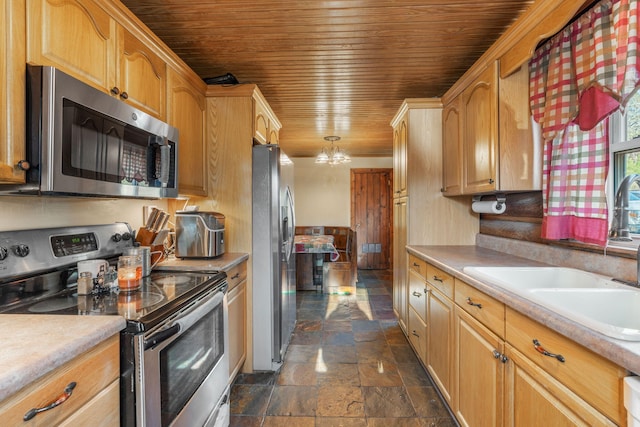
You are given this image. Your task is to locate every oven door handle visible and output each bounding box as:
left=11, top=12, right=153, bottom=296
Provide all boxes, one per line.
left=144, top=288, right=225, bottom=350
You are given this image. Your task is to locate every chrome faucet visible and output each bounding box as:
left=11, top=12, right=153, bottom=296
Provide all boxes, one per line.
left=609, top=174, right=640, bottom=241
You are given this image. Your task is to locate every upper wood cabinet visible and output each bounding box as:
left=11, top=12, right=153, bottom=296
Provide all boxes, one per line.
left=392, top=115, right=408, bottom=198
left=442, top=61, right=540, bottom=195
left=118, top=27, right=166, bottom=119
left=441, top=98, right=462, bottom=195
left=167, top=68, right=207, bottom=196
left=27, top=0, right=167, bottom=120
left=461, top=62, right=499, bottom=194
left=0, top=0, right=26, bottom=184
left=253, top=90, right=281, bottom=145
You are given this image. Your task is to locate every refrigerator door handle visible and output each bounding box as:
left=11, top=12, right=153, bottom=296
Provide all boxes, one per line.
left=285, top=186, right=295, bottom=259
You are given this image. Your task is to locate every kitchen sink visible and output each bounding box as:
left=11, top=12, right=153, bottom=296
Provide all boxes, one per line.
left=528, top=288, right=640, bottom=341
left=462, top=266, right=612, bottom=290
left=462, top=266, right=640, bottom=341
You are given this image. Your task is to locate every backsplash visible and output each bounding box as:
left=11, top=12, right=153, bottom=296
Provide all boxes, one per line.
left=477, top=233, right=637, bottom=283
left=0, top=195, right=168, bottom=232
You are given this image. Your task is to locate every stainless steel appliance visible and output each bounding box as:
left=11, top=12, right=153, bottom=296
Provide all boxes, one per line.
left=175, top=211, right=225, bottom=258
left=252, top=144, right=296, bottom=371
left=0, top=223, right=229, bottom=427
left=0, top=65, right=179, bottom=199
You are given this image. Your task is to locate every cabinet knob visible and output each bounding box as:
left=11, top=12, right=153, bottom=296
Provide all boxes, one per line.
left=120, top=91, right=129, bottom=100
left=110, top=86, right=120, bottom=96
left=488, top=178, right=495, bottom=184
left=16, top=160, right=30, bottom=171
left=412, top=291, right=422, bottom=297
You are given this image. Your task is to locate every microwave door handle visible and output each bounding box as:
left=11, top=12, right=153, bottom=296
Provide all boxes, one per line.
left=159, top=143, right=171, bottom=187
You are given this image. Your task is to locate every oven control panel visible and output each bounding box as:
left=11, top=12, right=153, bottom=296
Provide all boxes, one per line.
left=51, top=232, right=99, bottom=257
left=0, top=223, right=134, bottom=281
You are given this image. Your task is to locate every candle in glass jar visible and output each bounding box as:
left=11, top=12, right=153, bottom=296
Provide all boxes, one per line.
left=117, top=255, right=142, bottom=292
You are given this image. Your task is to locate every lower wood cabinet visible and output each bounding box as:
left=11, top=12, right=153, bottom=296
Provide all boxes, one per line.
left=404, top=253, right=627, bottom=427
left=426, top=286, right=454, bottom=405
left=454, top=307, right=505, bottom=427
left=392, top=197, right=408, bottom=333
left=0, top=335, right=120, bottom=426
left=226, top=260, right=248, bottom=381
left=504, top=344, right=616, bottom=426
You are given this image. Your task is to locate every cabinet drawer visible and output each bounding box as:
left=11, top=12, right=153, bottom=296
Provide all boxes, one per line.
left=408, top=254, right=427, bottom=280
left=226, top=261, right=247, bottom=291
left=0, top=335, right=120, bottom=425
left=506, top=308, right=625, bottom=425
left=59, top=380, right=119, bottom=427
left=408, top=269, right=427, bottom=321
left=455, top=279, right=505, bottom=339
left=426, top=264, right=454, bottom=299
left=408, top=306, right=427, bottom=361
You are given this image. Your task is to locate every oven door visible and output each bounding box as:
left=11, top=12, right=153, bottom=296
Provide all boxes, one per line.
left=140, top=286, right=229, bottom=427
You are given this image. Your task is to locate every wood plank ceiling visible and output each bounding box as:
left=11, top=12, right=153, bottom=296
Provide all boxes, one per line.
left=122, top=0, right=535, bottom=158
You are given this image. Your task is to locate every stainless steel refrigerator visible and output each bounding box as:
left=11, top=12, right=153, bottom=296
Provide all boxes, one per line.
left=252, top=144, right=296, bottom=371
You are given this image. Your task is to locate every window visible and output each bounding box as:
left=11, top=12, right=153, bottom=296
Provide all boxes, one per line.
left=610, top=90, right=640, bottom=236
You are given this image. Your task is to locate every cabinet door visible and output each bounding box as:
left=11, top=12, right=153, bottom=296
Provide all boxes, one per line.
left=427, top=287, right=453, bottom=405
left=227, top=280, right=247, bottom=380
left=408, top=305, right=427, bottom=361
left=499, top=64, right=541, bottom=191
left=462, top=61, right=498, bottom=194
left=0, top=0, right=26, bottom=184
left=27, top=0, right=117, bottom=92
left=504, top=344, right=616, bottom=427
left=393, top=118, right=408, bottom=197
left=454, top=307, right=504, bottom=427
left=167, top=68, right=207, bottom=196
left=119, top=27, right=166, bottom=119
left=408, top=268, right=427, bottom=321
left=442, top=98, right=462, bottom=195
left=392, top=198, right=408, bottom=334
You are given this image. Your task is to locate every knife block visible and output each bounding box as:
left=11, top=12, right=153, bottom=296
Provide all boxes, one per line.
left=135, top=228, right=165, bottom=265
left=135, top=228, right=157, bottom=246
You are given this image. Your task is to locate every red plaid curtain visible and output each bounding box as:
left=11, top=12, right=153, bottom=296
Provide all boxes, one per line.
left=529, top=0, right=640, bottom=246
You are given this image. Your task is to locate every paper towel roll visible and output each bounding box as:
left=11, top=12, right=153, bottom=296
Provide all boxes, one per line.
left=472, top=200, right=506, bottom=214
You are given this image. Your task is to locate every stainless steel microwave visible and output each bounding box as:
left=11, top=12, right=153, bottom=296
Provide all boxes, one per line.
left=1, top=65, right=179, bottom=198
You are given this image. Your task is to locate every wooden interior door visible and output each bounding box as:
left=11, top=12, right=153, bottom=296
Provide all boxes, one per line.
left=351, top=168, right=392, bottom=269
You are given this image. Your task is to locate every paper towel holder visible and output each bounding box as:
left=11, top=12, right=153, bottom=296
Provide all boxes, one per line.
left=472, top=194, right=506, bottom=210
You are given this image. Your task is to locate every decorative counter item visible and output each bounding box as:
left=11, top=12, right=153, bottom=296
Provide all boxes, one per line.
left=117, top=255, right=142, bottom=292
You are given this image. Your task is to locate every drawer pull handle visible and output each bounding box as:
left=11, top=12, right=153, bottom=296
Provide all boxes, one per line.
left=466, top=297, right=482, bottom=309
left=24, top=381, right=77, bottom=421
left=231, top=273, right=240, bottom=280
left=533, top=339, right=565, bottom=363
left=411, top=330, right=420, bottom=337
left=412, top=291, right=422, bottom=297
left=432, top=275, right=443, bottom=283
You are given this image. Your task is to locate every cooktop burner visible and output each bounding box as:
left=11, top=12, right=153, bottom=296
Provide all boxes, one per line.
left=1, top=271, right=225, bottom=328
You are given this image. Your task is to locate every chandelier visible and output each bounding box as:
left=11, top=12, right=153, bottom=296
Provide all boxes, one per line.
left=315, top=136, right=351, bottom=165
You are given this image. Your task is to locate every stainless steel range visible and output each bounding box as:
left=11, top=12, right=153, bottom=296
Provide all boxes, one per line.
left=0, top=223, right=230, bottom=427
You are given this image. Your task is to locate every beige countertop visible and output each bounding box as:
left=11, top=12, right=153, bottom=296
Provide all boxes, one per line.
left=0, top=315, right=125, bottom=402
left=407, top=245, right=640, bottom=375
left=154, top=252, right=249, bottom=272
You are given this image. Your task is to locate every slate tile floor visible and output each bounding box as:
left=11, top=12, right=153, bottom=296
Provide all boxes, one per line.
left=229, top=270, right=457, bottom=427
